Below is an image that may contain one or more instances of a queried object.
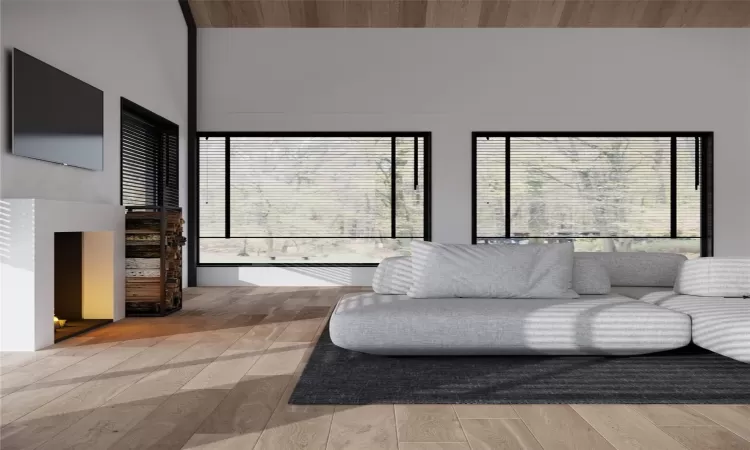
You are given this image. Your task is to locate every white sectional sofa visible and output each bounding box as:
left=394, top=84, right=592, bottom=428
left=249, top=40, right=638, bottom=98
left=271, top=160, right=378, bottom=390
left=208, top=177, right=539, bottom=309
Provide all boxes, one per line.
left=330, top=252, right=750, bottom=363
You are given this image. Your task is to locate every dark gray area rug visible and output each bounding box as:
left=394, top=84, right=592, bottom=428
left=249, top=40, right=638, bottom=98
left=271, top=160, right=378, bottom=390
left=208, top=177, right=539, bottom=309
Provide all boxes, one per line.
left=289, top=326, right=750, bottom=404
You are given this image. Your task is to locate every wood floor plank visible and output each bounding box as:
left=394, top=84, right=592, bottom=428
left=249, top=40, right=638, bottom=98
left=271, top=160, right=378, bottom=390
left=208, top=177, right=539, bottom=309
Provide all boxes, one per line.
left=395, top=405, right=466, bottom=443
left=253, top=404, right=335, bottom=450
left=18, top=331, right=233, bottom=450
left=243, top=322, right=291, bottom=342
left=572, top=405, right=686, bottom=450
left=0, top=354, right=91, bottom=396
left=246, top=341, right=311, bottom=376
left=307, top=289, right=345, bottom=307
left=461, top=419, right=543, bottom=450
left=292, top=306, right=332, bottom=321
left=179, top=333, right=271, bottom=391
left=398, top=444, right=471, bottom=450
left=660, top=426, right=750, bottom=450
left=0, top=336, right=93, bottom=375
left=0, top=339, right=89, bottom=375
left=689, top=405, right=750, bottom=442
left=0, top=342, right=152, bottom=426
left=260, top=308, right=300, bottom=326
left=52, top=340, right=120, bottom=357
left=0, top=352, right=48, bottom=374
left=630, top=405, right=717, bottom=426
left=1, top=336, right=216, bottom=450
left=513, top=405, right=615, bottom=450
left=453, top=405, right=518, bottom=419
left=92, top=332, right=246, bottom=450
left=182, top=374, right=292, bottom=450
left=326, top=405, right=398, bottom=450
left=28, top=335, right=209, bottom=450
left=108, top=389, right=228, bottom=450
left=275, top=318, right=324, bottom=343
left=460, top=418, right=543, bottom=450
left=0, top=344, right=153, bottom=449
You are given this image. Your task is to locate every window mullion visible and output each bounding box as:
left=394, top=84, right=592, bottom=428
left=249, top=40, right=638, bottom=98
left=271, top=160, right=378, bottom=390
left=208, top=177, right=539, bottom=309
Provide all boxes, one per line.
left=669, top=136, right=677, bottom=239
left=505, top=136, right=511, bottom=239
left=391, top=136, right=397, bottom=239
left=414, top=136, right=419, bottom=190
left=225, top=136, right=231, bottom=239
left=695, top=137, right=700, bottom=190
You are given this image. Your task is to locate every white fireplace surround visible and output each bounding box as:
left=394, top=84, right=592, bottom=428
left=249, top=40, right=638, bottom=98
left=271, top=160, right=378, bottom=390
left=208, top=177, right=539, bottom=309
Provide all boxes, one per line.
left=0, top=199, right=125, bottom=351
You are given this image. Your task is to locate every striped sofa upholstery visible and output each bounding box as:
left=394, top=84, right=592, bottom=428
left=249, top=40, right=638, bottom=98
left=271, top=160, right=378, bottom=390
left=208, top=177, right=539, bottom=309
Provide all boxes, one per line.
left=675, top=257, right=750, bottom=297
left=372, top=256, right=412, bottom=295
left=372, top=252, right=687, bottom=297
left=643, top=291, right=750, bottom=364
left=332, top=293, right=691, bottom=356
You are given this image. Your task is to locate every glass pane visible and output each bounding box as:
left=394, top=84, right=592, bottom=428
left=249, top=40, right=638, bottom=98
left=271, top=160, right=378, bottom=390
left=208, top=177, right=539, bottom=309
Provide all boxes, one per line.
left=198, top=137, right=226, bottom=237
left=477, top=237, right=700, bottom=259
left=677, top=137, right=701, bottom=237
left=199, top=237, right=418, bottom=264
left=475, top=137, right=506, bottom=238
left=395, top=137, right=425, bottom=237
left=509, top=137, right=672, bottom=237
left=229, top=137, right=393, bottom=238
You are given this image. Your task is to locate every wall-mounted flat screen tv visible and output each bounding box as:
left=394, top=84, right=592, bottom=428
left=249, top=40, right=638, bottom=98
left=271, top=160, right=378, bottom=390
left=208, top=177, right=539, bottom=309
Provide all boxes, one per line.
left=12, top=48, right=104, bottom=170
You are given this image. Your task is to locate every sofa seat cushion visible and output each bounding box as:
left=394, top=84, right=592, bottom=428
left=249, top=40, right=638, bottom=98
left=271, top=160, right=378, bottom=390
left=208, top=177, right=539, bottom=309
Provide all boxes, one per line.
left=330, top=293, right=691, bottom=356
left=642, top=292, right=750, bottom=364
left=610, top=286, right=674, bottom=300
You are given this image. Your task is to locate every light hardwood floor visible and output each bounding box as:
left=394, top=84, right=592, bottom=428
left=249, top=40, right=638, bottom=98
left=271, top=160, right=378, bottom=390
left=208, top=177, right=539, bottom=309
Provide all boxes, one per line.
left=1, top=286, right=749, bottom=450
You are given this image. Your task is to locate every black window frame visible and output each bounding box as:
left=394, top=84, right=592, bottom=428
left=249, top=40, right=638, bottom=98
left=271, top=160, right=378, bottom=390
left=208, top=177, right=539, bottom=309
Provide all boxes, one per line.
left=471, top=131, right=714, bottom=257
left=196, top=131, right=432, bottom=267
left=120, top=97, right=179, bottom=208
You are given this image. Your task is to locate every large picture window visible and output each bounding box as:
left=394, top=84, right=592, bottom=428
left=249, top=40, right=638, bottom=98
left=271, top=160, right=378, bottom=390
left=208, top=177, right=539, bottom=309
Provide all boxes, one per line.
left=473, top=133, right=713, bottom=258
left=198, top=132, right=430, bottom=265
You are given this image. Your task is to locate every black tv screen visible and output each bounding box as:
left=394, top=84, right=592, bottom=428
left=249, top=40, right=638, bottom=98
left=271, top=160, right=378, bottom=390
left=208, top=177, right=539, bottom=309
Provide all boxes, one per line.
left=12, top=48, right=103, bottom=170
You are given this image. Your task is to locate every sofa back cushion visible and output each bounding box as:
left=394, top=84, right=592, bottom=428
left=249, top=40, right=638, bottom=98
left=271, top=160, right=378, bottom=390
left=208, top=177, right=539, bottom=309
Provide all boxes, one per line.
left=574, top=252, right=686, bottom=287
left=407, top=241, right=578, bottom=299
left=373, top=253, right=612, bottom=295
left=675, top=257, right=750, bottom=297
left=372, top=256, right=412, bottom=295
left=573, top=258, right=611, bottom=294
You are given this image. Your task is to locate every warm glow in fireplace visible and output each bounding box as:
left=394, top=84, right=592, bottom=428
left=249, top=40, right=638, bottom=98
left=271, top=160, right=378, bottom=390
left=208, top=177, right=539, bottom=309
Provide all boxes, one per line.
left=53, top=316, right=66, bottom=329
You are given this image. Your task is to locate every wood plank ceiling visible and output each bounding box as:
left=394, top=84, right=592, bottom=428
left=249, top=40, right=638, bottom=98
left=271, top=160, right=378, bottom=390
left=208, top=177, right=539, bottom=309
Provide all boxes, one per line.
left=189, top=0, right=750, bottom=27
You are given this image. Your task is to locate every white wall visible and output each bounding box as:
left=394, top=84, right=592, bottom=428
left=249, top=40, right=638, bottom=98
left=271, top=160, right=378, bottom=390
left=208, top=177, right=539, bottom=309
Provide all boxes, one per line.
left=198, top=29, right=750, bottom=286
left=1, top=0, right=187, bottom=206
left=0, top=0, right=189, bottom=287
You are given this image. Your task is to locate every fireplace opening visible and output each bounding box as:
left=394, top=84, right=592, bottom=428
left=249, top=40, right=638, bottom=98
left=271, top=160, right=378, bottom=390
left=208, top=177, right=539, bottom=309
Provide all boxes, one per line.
left=54, top=232, right=111, bottom=342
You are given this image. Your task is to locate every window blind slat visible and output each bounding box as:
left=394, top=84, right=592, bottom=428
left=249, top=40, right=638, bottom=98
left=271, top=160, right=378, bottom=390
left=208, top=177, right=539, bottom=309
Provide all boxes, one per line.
left=121, top=111, right=160, bottom=206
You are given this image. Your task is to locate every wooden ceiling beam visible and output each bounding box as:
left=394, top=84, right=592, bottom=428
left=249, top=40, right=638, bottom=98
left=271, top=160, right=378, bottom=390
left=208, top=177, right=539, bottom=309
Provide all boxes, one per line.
left=189, top=0, right=750, bottom=28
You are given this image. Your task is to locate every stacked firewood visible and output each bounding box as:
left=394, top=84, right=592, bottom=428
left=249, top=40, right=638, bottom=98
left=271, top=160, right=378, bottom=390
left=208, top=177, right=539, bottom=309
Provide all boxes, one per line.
left=125, top=208, right=183, bottom=316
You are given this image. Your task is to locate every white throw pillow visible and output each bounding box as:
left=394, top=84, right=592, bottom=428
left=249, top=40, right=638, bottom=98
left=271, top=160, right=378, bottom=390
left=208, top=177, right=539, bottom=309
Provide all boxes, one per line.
left=573, top=257, right=611, bottom=295
left=675, top=257, right=750, bottom=297
left=372, top=256, right=412, bottom=295
left=407, top=241, right=579, bottom=299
